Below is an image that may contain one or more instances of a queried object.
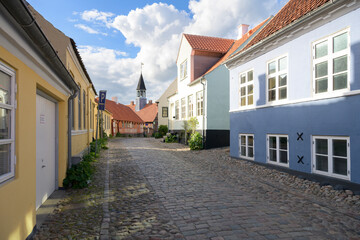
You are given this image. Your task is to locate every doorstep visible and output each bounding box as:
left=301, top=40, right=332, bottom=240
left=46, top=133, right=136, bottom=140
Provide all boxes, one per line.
left=36, top=190, right=66, bottom=229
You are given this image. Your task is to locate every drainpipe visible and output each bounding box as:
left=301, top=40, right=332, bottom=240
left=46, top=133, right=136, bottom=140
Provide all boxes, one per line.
left=87, top=84, right=93, bottom=148
left=68, top=90, right=78, bottom=169
left=200, top=76, right=206, bottom=148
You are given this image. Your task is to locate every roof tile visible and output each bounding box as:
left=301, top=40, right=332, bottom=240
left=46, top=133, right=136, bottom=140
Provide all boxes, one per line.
left=184, top=34, right=234, bottom=53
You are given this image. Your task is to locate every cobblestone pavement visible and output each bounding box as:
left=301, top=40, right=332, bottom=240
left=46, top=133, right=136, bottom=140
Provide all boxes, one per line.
left=35, top=137, right=360, bottom=240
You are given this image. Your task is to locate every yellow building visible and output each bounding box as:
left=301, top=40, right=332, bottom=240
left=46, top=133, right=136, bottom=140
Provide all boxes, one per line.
left=0, top=1, right=79, bottom=239
left=27, top=4, right=98, bottom=162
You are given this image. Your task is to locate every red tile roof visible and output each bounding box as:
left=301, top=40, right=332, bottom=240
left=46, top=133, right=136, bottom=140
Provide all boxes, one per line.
left=243, top=0, right=330, bottom=51
left=136, top=103, right=158, bottom=123
left=99, top=99, right=143, bottom=123
left=184, top=34, right=234, bottom=53
left=204, top=17, right=270, bottom=75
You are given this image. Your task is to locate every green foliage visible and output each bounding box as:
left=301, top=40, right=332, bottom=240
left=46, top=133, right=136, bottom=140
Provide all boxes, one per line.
left=154, top=132, right=163, bottom=139
left=189, top=132, right=203, bottom=150
left=165, top=134, right=177, bottom=143
left=109, top=134, right=113, bottom=138
left=158, top=125, right=168, bottom=136
left=116, top=132, right=122, bottom=137
left=188, top=117, right=199, bottom=134
left=63, top=154, right=96, bottom=189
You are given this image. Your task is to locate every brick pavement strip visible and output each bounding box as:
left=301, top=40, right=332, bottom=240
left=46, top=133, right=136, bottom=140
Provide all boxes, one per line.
left=34, top=138, right=360, bottom=240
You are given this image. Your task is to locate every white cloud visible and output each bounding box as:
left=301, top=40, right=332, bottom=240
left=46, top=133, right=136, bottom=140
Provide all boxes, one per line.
left=75, top=24, right=108, bottom=35
left=80, top=9, right=114, bottom=28
left=77, top=1, right=287, bottom=104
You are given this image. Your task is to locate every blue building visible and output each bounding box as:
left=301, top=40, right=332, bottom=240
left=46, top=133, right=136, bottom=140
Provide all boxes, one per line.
left=225, top=0, right=360, bottom=184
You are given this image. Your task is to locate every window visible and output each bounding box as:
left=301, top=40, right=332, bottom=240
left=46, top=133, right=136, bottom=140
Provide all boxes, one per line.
left=83, top=90, right=86, bottom=129
left=78, top=86, right=81, bottom=129
left=175, top=100, right=179, bottom=120
left=180, top=59, right=187, bottom=80
left=267, top=56, right=287, bottom=102
left=90, top=100, right=93, bottom=129
left=188, top=95, right=193, bottom=118
left=313, top=30, right=349, bottom=94
left=196, top=91, right=203, bottom=116
left=267, top=135, right=288, bottom=166
left=162, top=107, right=168, bottom=118
left=313, top=136, right=350, bottom=180
left=239, top=70, right=254, bottom=107
left=0, top=63, right=15, bottom=184
left=239, top=134, right=254, bottom=160
left=181, top=98, right=186, bottom=120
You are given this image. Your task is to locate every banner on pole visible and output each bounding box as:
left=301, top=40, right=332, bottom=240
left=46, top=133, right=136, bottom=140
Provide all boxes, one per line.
left=98, top=90, right=107, bottom=110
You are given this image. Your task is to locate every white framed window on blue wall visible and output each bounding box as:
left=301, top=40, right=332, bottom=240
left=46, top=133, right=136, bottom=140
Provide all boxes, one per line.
left=0, top=62, right=16, bottom=184
left=267, top=134, right=289, bottom=167
left=312, top=29, right=349, bottom=95
left=239, top=134, right=254, bottom=160
left=312, top=136, right=350, bottom=180
left=267, top=55, right=288, bottom=102
left=239, top=70, right=254, bottom=107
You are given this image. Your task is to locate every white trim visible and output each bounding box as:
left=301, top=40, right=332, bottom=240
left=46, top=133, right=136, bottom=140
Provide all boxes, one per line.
left=266, top=134, right=289, bottom=167
left=266, top=54, right=288, bottom=103
left=311, top=135, right=350, bottom=180
left=230, top=89, right=360, bottom=113
left=238, top=69, right=254, bottom=107
left=311, top=28, right=350, bottom=96
left=71, top=129, right=88, bottom=136
left=0, top=61, right=16, bottom=184
left=238, top=134, right=254, bottom=160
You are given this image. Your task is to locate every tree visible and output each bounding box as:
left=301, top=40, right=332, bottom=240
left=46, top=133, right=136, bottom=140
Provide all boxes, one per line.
left=188, top=117, right=199, bottom=134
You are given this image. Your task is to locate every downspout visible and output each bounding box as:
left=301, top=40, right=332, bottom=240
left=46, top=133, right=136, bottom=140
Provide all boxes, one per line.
left=200, top=76, right=206, bottom=148
left=68, top=90, right=78, bottom=169
left=87, top=84, right=93, bottom=148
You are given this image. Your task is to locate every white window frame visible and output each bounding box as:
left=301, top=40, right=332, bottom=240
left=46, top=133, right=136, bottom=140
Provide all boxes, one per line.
left=196, top=91, right=203, bottom=116
left=239, top=134, right=254, bottom=160
left=239, top=69, right=254, bottom=107
left=312, top=29, right=350, bottom=96
left=188, top=95, right=193, bottom=118
left=312, top=136, right=350, bottom=180
left=0, top=62, right=16, bottom=184
left=181, top=97, right=186, bottom=120
left=266, top=55, right=288, bottom=103
left=175, top=100, right=179, bottom=120
left=266, top=134, right=289, bottom=167
left=180, top=59, right=188, bottom=80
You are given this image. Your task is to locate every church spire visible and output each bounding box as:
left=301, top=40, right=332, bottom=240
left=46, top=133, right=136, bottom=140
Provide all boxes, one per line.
left=136, top=73, right=146, bottom=90
left=135, top=63, right=147, bottom=111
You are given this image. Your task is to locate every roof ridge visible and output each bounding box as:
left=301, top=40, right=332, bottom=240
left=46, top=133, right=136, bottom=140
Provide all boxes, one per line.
left=184, top=33, right=234, bottom=41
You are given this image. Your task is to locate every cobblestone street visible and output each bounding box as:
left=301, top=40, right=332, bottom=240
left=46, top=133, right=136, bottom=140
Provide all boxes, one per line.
left=35, top=138, right=360, bottom=240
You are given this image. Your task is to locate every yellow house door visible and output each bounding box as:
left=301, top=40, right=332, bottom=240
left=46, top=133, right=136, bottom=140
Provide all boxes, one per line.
left=36, top=94, right=56, bottom=210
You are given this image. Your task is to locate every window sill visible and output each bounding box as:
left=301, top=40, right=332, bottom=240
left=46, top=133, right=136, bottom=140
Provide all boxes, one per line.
left=71, top=130, right=88, bottom=136
left=313, top=170, right=350, bottom=181
left=239, top=155, right=254, bottom=161
left=267, top=161, right=289, bottom=168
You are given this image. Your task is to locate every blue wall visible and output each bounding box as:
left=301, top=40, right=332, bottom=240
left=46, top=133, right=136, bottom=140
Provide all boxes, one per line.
left=230, top=95, right=360, bottom=183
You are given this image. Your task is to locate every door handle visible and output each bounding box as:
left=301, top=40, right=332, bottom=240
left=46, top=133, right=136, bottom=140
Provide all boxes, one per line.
left=42, top=165, right=46, bottom=168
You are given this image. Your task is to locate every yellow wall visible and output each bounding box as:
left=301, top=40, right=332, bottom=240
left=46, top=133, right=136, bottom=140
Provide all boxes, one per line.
left=66, top=51, right=97, bottom=156
left=0, top=47, right=69, bottom=239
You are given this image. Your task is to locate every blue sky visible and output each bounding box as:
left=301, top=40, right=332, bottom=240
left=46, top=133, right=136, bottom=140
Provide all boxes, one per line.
left=27, top=0, right=288, bottom=104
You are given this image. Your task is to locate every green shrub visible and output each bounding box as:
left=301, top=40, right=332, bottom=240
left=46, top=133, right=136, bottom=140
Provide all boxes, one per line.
left=158, top=125, right=168, bottom=136
left=165, top=134, right=177, bottom=143
left=189, top=132, right=203, bottom=150
left=63, top=155, right=95, bottom=189
left=109, top=134, right=113, bottom=138
left=154, top=132, right=162, bottom=139
left=116, top=132, right=121, bottom=137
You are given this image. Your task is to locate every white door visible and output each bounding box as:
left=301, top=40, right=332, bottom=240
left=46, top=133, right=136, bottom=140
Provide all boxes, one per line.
left=36, top=94, right=56, bottom=210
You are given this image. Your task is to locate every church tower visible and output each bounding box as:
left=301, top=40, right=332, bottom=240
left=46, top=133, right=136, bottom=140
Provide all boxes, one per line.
left=135, top=72, right=147, bottom=111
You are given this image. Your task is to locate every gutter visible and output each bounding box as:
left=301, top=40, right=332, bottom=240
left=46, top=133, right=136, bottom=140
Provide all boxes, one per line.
left=0, top=0, right=80, bottom=168
left=224, top=0, right=341, bottom=67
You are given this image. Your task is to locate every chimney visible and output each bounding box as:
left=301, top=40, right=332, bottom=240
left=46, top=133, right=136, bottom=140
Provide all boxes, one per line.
left=238, top=24, right=249, bottom=39
left=111, top=96, right=118, bottom=103
left=148, top=100, right=152, bottom=104
left=131, top=101, right=134, bottom=105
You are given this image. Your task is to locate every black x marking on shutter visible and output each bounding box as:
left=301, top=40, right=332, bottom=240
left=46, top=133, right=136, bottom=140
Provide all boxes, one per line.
left=297, top=155, right=304, bottom=164
left=297, top=132, right=303, bottom=141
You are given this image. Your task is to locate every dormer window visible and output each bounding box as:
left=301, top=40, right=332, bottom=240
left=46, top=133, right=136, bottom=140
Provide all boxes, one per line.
left=180, top=59, right=188, bottom=80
